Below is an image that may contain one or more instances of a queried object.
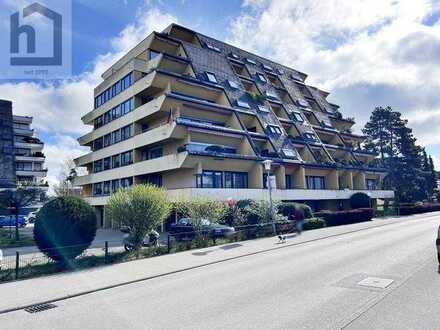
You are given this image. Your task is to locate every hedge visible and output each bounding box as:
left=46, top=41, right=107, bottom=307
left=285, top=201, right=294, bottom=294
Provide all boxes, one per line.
left=398, top=203, right=440, bottom=216
left=350, top=192, right=371, bottom=209
left=315, top=208, right=374, bottom=227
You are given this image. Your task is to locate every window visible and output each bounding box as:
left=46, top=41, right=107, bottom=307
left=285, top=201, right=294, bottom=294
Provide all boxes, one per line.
left=93, top=183, right=103, bottom=196
left=262, top=64, right=273, bottom=71
left=265, top=90, right=279, bottom=100
left=256, top=72, right=267, bottom=83
left=121, top=125, right=132, bottom=140
left=205, top=42, right=221, bottom=52
left=103, top=134, right=111, bottom=147
left=285, top=175, right=293, bottom=189
left=282, top=149, right=297, bottom=159
left=120, top=151, right=133, bottom=166
left=103, top=157, right=111, bottom=170
left=199, top=171, right=223, bottom=188
left=103, top=181, right=111, bottom=195
left=306, top=176, right=325, bottom=190
left=205, top=72, right=217, bottom=84
left=227, top=80, right=240, bottom=89
left=366, top=179, right=376, bottom=190
left=94, top=73, right=133, bottom=109
left=16, top=162, right=32, bottom=171
left=292, top=111, right=304, bottom=122
left=94, top=137, right=103, bottom=151
left=112, top=154, right=120, bottom=168
left=245, top=58, right=257, bottom=65
left=104, top=111, right=111, bottom=124
left=94, top=116, right=103, bottom=129
left=149, top=49, right=160, bottom=60
left=268, top=125, right=282, bottom=135
left=121, top=177, right=133, bottom=189
left=229, top=52, right=240, bottom=59
left=276, top=68, right=284, bottom=75
left=144, top=174, right=162, bottom=187
left=236, top=100, right=250, bottom=109
left=258, top=105, right=270, bottom=113
left=149, top=147, right=163, bottom=159
left=112, top=130, right=121, bottom=144
left=94, top=160, right=103, bottom=173
left=111, top=179, right=120, bottom=192
left=112, top=105, right=121, bottom=119
left=224, top=172, right=248, bottom=188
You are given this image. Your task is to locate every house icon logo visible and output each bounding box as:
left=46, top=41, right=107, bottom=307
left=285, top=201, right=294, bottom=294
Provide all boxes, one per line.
left=10, top=2, right=62, bottom=66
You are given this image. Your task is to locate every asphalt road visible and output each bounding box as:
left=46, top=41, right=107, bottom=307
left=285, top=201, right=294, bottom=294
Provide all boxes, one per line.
left=1, top=213, right=439, bottom=329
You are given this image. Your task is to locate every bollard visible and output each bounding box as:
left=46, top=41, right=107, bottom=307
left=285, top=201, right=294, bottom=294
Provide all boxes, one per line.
left=104, top=241, right=109, bottom=264
left=213, top=235, right=216, bottom=246
left=167, top=234, right=171, bottom=254
left=15, top=251, right=19, bottom=280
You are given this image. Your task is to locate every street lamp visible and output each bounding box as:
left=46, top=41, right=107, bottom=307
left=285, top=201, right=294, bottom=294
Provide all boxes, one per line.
left=262, top=159, right=276, bottom=234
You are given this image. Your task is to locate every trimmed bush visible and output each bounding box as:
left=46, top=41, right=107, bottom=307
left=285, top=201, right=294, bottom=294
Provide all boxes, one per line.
left=34, top=196, right=97, bottom=263
left=303, top=217, right=326, bottom=230
left=316, top=208, right=374, bottom=227
left=350, top=192, right=371, bottom=209
left=399, top=203, right=440, bottom=216
left=278, top=202, right=313, bottom=219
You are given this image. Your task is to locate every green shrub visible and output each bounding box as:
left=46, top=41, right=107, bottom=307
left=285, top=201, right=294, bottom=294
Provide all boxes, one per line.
left=316, top=208, right=374, bottom=226
left=106, top=184, right=171, bottom=250
left=34, top=196, right=97, bottom=263
left=350, top=192, right=371, bottom=209
left=303, top=217, right=325, bottom=230
left=278, top=202, right=313, bottom=219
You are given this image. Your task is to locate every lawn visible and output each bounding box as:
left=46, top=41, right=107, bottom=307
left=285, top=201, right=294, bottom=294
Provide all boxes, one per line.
left=0, top=228, right=35, bottom=248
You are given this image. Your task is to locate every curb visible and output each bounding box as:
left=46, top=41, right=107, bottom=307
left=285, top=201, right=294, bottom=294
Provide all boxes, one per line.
left=1, top=213, right=439, bottom=315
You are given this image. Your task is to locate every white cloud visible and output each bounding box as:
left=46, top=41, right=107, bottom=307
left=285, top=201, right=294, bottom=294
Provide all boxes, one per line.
left=227, top=0, right=440, bottom=152
left=0, top=5, right=177, bottom=194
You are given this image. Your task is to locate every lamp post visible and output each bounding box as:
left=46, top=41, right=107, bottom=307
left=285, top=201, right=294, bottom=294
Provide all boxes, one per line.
left=262, top=159, right=276, bottom=234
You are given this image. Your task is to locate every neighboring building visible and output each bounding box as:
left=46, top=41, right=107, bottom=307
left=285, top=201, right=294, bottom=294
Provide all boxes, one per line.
left=74, top=24, right=394, bottom=227
left=0, top=100, right=16, bottom=189
left=13, top=114, right=48, bottom=190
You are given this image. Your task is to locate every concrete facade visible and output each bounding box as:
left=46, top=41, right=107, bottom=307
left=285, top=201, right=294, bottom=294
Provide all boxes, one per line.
left=74, top=24, right=394, bottom=227
left=0, top=100, right=16, bottom=189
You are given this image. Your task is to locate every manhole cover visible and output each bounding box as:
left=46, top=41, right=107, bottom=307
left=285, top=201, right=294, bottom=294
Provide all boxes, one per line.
left=357, top=277, right=394, bottom=289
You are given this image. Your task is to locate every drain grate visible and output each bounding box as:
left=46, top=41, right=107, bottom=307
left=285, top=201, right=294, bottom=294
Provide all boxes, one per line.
left=357, top=277, right=394, bottom=289
left=24, top=303, right=57, bottom=314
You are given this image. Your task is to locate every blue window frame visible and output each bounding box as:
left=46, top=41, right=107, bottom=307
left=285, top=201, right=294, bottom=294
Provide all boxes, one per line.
left=236, top=100, right=250, bottom=109
left=256, top=72, right=267, bottom=83
left=227, top=80, right=240, bottom=89
left=205, top=72, right=218, bottom=84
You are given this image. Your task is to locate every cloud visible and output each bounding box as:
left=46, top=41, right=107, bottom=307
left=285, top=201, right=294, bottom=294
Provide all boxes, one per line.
left=0, top=5, right=177, bottom=194
left=227, top=0, right=440, bottom=156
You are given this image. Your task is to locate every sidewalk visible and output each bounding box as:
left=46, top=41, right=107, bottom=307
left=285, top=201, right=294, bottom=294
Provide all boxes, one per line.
left=0, top=212, right=439, bottom=314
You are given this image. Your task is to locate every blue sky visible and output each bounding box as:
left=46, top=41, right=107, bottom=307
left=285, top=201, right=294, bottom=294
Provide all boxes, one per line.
left=1, top=0, right=440, bottom=188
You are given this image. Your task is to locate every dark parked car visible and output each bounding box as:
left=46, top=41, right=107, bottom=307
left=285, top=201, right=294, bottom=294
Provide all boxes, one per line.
left=169, top=218, right=235, bottom=241
left=437, top=225, right=440, bottom=272
left=0, top=215, right=26, bottom=228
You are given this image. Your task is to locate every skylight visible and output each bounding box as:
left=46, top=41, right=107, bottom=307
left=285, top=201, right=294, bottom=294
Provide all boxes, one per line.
left=205, top=72, right=218, bottom=84
left=256, top=72, right=267, bottom=83
left=229, top=52, right=240, bottom=59
left=267, top=125, right=282, bottom=135
left=236, top=100, right=250, bottom=109
left=262, top=64, right=273, bottom=71
left=245, top=58, right=257, bottom=65
left=292, top=111, right=304, bottom=122
left=276, top=68, right=284, bottom=75
left=227, top=80, right=240, bottom=89
left=205, top=42, right=221, bottom=52
left=282, top=149, right=297, bottom=158
left=297, top=99, right=309, bottom=108
left=291, top=72, right=302, bottom=81
left=258, top=105, right=270, bottom=113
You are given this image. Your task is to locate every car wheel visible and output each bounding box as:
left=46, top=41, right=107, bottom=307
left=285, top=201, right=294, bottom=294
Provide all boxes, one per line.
left=124, top=244, right=134, bottom=252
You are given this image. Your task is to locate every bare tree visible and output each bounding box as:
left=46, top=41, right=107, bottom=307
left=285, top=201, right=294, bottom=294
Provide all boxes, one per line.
left=53, top=157, right=80, bottom=197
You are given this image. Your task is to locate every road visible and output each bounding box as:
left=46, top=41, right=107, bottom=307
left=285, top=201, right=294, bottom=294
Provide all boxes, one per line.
left=1, top=213, right=439, bottom=329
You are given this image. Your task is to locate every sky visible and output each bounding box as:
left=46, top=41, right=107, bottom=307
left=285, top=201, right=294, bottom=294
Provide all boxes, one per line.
left=1, top=0, right=440, bottom=191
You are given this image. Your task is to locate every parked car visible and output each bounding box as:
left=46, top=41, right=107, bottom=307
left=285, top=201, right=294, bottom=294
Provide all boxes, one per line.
left=0, top=215, right=27, bottom=228
left=0, top=249, right=3, bottom=271
left=169, top=218, right=235, bottom=241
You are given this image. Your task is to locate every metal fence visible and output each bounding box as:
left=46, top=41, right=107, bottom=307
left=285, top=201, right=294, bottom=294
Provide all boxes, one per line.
left=0, top=222, right=297, bottom=283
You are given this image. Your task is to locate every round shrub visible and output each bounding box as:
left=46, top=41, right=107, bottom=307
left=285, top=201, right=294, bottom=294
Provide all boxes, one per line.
left=350, top=192, right=371, bottom=209
left=278, top=202, right=313, bottom=219
left=34, top=196, right=97, bottom=263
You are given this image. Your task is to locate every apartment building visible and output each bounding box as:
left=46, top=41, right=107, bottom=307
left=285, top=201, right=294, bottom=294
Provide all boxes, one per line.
left=13, top=115, right=48, bottom=189
left=74, top=24, right=394, bottom=227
